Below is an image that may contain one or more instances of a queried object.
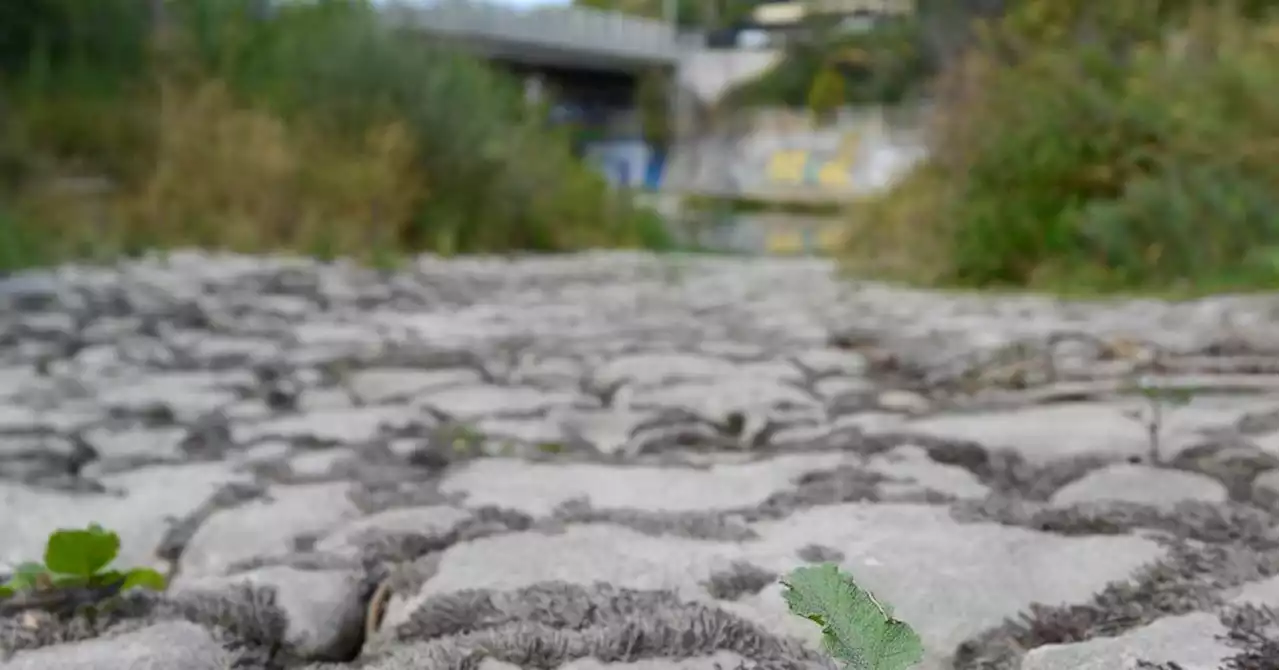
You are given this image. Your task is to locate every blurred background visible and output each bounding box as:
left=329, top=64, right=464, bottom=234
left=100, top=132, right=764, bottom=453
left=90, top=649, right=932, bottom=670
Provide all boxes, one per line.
left=0, top=0, right=1275, bottom=294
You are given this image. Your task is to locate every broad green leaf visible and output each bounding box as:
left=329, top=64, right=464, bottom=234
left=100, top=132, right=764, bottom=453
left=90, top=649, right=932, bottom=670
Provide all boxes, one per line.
left=782, top=564, right=924, bottom=670
left=0, top=585, right=12, bottom=598
left=119, top=568, right=167, bottom=592
left=3, top=562, right=49, bottom=591
left=44, top=525, right=121, bottom=577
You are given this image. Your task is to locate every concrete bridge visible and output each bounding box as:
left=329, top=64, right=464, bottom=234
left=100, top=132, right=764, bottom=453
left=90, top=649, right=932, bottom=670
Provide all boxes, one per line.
left=381, top=0, right=683, bottom=74
left=379, top=1, right=908, bottom=206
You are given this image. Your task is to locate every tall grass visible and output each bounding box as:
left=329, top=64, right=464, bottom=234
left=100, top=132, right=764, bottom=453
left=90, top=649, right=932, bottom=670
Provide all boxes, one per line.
left=841, top=1, right=1277, bottom=294
left=0, top=0, right=670, bottom=272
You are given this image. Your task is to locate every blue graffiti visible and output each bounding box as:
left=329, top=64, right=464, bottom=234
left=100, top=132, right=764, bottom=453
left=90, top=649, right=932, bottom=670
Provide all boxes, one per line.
left=583, top=139, right=666, bottom=190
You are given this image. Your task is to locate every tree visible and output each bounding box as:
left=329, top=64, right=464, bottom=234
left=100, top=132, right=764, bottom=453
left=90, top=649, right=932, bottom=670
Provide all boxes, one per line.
left=572, top=0, right=756, bottom=30
left=635, top=67, right=672, bottom=148
left=806, top=66, right=845, bottom=122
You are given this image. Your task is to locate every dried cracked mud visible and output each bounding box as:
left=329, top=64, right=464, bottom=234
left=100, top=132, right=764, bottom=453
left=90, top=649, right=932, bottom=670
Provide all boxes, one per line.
left=0, top=251, right=1276, bottom=670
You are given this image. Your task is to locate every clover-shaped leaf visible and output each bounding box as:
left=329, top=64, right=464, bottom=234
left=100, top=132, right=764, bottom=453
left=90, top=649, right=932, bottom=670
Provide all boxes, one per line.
left=119, top=567, right=167, bottom=592
left=44, top=524, right=120, bottom=577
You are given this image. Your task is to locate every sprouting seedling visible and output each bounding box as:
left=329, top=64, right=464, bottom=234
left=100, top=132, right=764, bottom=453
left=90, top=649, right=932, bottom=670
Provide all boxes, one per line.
left=1122, top=376, right=1194, bottom=465
left=0, top=524, right=167, bottom=600
left=782, top=563, right=923, bottom=670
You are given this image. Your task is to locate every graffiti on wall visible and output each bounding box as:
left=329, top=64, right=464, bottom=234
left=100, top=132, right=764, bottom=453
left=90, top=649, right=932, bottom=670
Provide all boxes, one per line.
left=763, top=131, right=862, bottom=189
left=582, top=139, right=666, bottom=190
left=763, top=223, right=847, bottom=255
left=660, top=106, right=928, bottom=201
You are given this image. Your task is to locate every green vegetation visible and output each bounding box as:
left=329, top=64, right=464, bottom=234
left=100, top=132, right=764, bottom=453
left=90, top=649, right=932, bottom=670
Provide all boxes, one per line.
left=805, top=66, right=846, bottom=121
left=839, top=0, right=1277, bottom=294
left=722, top=16, right=933, bottom=110
left=1124, top=380, right=1196, bottom=465
left=572, top=0, right=757, bottom=31
left=0, top=0, right=672, bottom=273
left=783, top=563, right=924, bottom=670
left=635, top=67, right=674, bottom=150
left=0, top=524, right=166, bottom=600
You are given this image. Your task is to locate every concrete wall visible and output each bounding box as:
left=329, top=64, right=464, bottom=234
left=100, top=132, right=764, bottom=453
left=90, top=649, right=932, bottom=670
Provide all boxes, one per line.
left=676, top=49, right=784, bottom=104
left=663, top=105, right=928, bottom=202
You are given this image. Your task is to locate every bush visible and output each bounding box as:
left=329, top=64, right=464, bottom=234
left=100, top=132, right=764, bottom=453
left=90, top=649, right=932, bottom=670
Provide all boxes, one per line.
left=841, top=1, right=1278, bottom=294
left=0, top=0, right=670, bottom=270
left=721, top=16, right=935, bottom=110
left=806, top=66, right=845, bottom=122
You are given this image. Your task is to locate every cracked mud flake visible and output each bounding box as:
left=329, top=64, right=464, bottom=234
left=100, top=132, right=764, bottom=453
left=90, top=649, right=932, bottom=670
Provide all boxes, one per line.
left=1023, top=600, right=1280, bottom=670
left=2, top=254, right=1277, bottom=670
left=1021, top=611, right=1234, bottom=670
left=905, top=401, right=1269, bottom=465
left=1, top=620, right=237, bottom=670
left=1049, top=464, right=1228, bottom=508
left=438, top=454, right=860, bottom=516
left=362, top=582, right=825, bottom=670
left=0, top=462, right=247, bottom=570
left=177, top=481, right=363, bottom=579
left=382, top=502, right=1163, bottom=670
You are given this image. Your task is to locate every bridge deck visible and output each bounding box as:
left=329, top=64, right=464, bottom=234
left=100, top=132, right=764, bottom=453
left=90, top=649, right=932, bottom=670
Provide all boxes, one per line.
left=383, top=1, right=681, bottom=72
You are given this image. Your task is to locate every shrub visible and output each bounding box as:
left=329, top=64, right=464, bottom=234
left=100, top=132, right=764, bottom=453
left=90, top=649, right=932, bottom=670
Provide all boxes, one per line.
left=1, top=0, right=671, bottom=270
left=721, top=16, right=935, bottom=110
left=119, top=80, right=423, bottom=261
left=806, top=66, right=846, bottom=122
left=636, top=67, right=673, bottom=150
left=841, top=1, right=1278, bottom=294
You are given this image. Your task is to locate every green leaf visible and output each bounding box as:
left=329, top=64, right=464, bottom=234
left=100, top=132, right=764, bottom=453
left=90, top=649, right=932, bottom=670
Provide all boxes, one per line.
left=782, top=563, right=924, bottom=670
left=44, top=525, right=121, bottom=577
left=0, top=585, right=13, bottom=598
left=119, top=568, right=167, bottom=592
left=92, top=569, right=126, bottom=588
left=3, top=562, right=49, bottom=591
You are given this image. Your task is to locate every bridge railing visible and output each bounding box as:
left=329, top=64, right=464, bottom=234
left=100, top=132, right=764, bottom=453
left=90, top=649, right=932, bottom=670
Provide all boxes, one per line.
left=382, top=1, right=680, bottom=64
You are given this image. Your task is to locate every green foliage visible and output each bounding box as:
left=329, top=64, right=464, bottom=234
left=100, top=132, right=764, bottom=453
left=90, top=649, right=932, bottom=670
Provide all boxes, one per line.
left=0, top=524, right=167, bottom=599
left=636, top=68, right=672, bottom=149
left=44, top=524, right=120, bottom=576
left=572, top=0, right=755, bottom=30
left=783, top=563, right=924, bottom=670
left=806, top=67, right=845, bottom=121
left=0, top=0, right=151, bottom=83
left=842, top=1, right=1278, bottom=294
left=722, top=17, right=935, bottom=110
left=1, top=0, right=673, bottom=270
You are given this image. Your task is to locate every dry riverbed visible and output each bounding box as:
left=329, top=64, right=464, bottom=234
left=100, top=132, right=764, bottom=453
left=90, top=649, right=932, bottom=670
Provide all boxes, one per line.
left=0, top=251, right=1276, bottom=670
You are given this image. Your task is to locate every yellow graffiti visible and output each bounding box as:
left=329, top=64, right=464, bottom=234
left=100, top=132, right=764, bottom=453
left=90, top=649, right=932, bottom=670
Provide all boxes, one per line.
left=817, top=160, right=851, bottom=188
left=765, top=229, right=806, bottom=255
left=766, top=135, right=863, bottom=188
left=762, top=223, right=849, bottom=257
left=767, top=150, right=808, bottom=184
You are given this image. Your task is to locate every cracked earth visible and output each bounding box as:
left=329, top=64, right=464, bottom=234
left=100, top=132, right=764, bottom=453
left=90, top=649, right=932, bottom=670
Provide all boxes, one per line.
left=0, top=251, right=1276, bottom=670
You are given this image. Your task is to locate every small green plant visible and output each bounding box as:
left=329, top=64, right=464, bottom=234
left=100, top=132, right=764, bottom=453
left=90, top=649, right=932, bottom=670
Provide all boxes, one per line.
left=1123, top=377, right=1195, bottom=464
left=782, top=563, right=924, bottom=670
left=0, top=524, right=167, bottom=599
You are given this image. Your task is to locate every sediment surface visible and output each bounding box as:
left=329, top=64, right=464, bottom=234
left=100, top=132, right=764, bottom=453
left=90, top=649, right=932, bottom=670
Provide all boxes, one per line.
left=1, top=251, right=1276, bottom=670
